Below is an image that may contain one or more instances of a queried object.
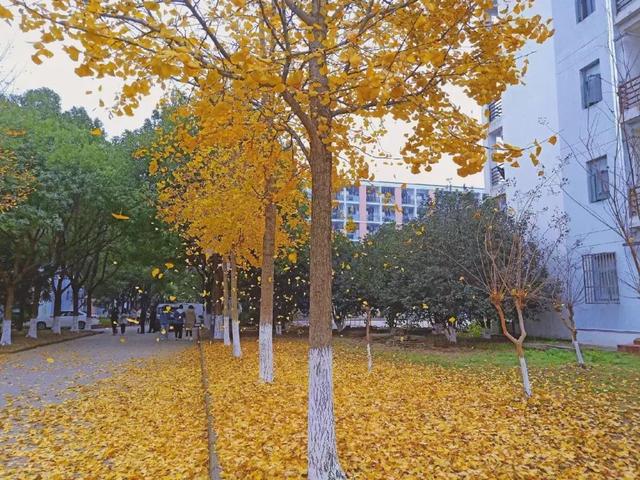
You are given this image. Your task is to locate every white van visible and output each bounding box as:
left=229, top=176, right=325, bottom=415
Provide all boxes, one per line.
left=38, top=311, right=95, bottom=330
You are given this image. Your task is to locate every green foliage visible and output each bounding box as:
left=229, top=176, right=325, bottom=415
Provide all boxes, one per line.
left=0, top=88, right=187, bottom=318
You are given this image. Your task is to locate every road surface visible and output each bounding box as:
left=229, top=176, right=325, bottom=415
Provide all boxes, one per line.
left=0, top=327, right=192, bottom=408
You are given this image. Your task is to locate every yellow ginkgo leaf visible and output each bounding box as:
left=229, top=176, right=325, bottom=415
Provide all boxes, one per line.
left=0, top=5, right=14, bottom=19
left=111, top=213, right=130, bottom=220
left=164, top=262, right=174, bottom=269
left=288, top=252, right=298, bottom=264
left=91, top=128, right=102, bottom=136
left=46, top=357, right=55, bottom=364
left=151, top=267, right=161, bottom=278
left=169, top=295, right=177, bottom=301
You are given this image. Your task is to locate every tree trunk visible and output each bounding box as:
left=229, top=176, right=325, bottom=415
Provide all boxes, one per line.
left=86, top=291, right=93, bottom=318
left=259, top=201, right=277, bottom=382
left=222, top=256, right=231, bottom=346
left=230, top=252, right=242, bottom=358
left=52, top=276, right=64, bottom=334
left=516, top=342, right=532, bottom=398
left=444, top=324, right=457, bottom=344
left=307, top=138, right=344, bottom=479
left=572, top=331, right=585, bottom=368
left=26, top=284, right=41, bottom=339
left=566, top=305, right=585, bottom=367
left=70, top=283, right=80, bottom=332
left=1, top=283, right=15, bottom=346
left=514, top=303, right=531, bottom=398
left=366, top=309, right=373, bottom=372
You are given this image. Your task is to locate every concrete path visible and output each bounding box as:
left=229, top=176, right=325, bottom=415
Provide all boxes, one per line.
left=0, top=328, right=192, bottom=407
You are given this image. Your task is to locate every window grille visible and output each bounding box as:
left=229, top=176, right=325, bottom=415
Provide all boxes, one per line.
left=582, top=252, right=619, bottom=303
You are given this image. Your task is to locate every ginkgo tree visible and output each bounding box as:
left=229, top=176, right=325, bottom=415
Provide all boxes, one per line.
left=6, top=0, right=553, bottom=475
left=150, top=94, right=306, bottom=371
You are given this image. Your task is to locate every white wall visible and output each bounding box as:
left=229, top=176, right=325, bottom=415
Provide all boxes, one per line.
left=491, top=0, right=640, bottom=345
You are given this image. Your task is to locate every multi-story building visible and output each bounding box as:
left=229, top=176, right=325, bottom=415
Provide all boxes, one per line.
left=484, top=0, right=640, bottom=347
left=332, top=180, right=484, bottom=241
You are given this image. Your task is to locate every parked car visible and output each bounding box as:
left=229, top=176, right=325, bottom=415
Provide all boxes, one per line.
left=38, top=311, right=92, bottom=330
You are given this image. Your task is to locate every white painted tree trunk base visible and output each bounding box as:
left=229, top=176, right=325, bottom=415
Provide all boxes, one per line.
left=214, top=315, right=224, bottom=340
left=70, top=315, right=79, bottom=333
left=444, top=325, right=457, bottom=344
left=0, top=320, right=12, bottom=346
left=573, top=340, right=585, bottom=367
left=308, top=346, right=346, bottom=480
left=232, top=320, right=242, bottom=358
left=52, top=317, right=61, bottom=334
left=223, top=316, right=231, bottom=346
left=259, top=323, right=273, bottom=383
left=26, top=318, right=38, bottom=339
left=519, top=356, right=532, bottom=398
left=366, top=343, right=373, bottom=372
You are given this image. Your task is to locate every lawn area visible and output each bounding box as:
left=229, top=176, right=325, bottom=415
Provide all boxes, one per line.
left=342, top=335, right=640, bottom=369
left=0, top=329, right=100, bottom=354
left=204, top=338, right=639, bottom=479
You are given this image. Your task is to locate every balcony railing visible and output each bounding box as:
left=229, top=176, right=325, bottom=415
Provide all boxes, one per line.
left=630, top=184, right=640, bottom=217
left=619, top=74, right=640, bottom=110
left=490, top=165, right=505, bottom=186
left=488, top=99, right=502, bottom=122
left=617, top=0, right=634, bottom=13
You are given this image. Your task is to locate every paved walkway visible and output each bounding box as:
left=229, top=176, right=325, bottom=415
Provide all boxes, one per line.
left=0, top=328, right=191, bottom=407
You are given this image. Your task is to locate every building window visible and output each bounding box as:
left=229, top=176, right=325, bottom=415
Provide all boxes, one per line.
left=416, top=189, right=429, bottom=207
left=345, top=186, right=359, bottom=202
left=587, top=156, right=609, bottom=202
left=581, top=61, right=602, bottom=108
left=402, top=206, right=416, bottom=223
left=366, top=204, right=380, bottom=222
left=346, top=204, right=360, bottom=221
left=332, top=220, right=345, bottom=231
left=366, top=186, right=380, bottom=203
left=380, top=186, right=395, bottom=205
left=401, top=188, right=415, bottom=205
left=582, top=252, right=619, bottom=303
left=576, top=0, right=595, bottom=22
left=382, top=206, right=395, bottom=222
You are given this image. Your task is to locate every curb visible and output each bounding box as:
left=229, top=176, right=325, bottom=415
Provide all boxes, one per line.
left=0, top=331, right=102, bottom=355
left=198, top=341, right=222, bottom=480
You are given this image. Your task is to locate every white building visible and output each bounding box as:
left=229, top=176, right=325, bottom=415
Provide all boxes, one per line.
left=484, top=0, right=640, bottom=347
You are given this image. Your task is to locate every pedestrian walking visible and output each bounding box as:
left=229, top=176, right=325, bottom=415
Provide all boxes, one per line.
left=149, top=304, right=158, bottom=333
left=110, top=307, right=118, bottom=336
left=184, top=305, right=196, bottom=341
left=159, top=305, right=171, bottom=340
left=138, top=306, right=147, bottom=334
left=173, top=305, right=184, bottom=340
left=119, top=313, right=128, bottom=335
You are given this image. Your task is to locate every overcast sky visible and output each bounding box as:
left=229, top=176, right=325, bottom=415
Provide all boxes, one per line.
left=1, top=21, right=484, bottom=188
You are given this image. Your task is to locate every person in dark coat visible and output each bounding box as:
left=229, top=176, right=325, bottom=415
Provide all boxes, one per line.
left=138, top=306, right=147, bottom=334
left=148, top=305, right=158, bottom=333
left=173, top=306, right=184, bottom=340
left=110, top=307, right=118, bottom=336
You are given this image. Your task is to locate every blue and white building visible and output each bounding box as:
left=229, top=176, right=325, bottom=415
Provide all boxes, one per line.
left=484, top=0, right=640, bottom=347
left=332, top=180, right=485, bottom=241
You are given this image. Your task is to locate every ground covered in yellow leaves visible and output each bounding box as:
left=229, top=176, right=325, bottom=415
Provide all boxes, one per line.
left=0, top=347, right=209, bottom=479
left=205, top=339, right=640, bottom=480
